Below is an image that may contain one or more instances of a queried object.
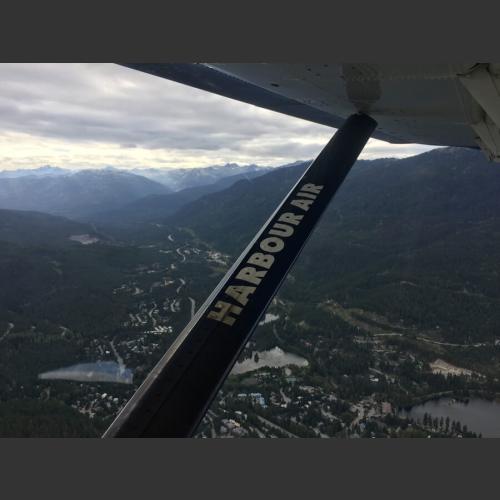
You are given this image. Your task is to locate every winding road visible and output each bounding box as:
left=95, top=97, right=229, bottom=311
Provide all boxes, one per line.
left=188, top=297, right=196, bottom=319
left=176, top=278, right=186, bottom=294
left=176, top=248, right=186, bottom=262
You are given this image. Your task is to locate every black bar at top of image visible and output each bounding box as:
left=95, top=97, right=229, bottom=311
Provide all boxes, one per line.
left=103, top=112, right=377, bottom=438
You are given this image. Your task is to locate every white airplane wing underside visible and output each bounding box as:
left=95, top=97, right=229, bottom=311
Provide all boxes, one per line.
left=122, top=63, right=500, bottom=161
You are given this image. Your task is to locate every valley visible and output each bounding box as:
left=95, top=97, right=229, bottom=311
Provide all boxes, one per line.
left=2, top=147, right=500, bottom=437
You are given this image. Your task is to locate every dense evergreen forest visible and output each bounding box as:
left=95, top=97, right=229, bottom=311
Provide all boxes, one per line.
left=2, top=147, right=500, bottom=437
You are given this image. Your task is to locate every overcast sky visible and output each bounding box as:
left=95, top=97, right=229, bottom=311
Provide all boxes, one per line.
left=0, top=63, right=437, bottom=171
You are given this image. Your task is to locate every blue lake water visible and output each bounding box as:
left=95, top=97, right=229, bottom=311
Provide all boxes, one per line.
left=400, top=397, right=500, bottom=437
left=38, top=361, right=133, bottom=384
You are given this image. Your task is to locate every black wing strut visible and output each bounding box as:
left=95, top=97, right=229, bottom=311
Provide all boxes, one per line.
left=103, top=113, right=377, bottom=437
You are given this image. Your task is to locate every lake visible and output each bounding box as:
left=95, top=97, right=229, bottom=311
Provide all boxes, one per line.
left=38, top=361, right=133, bottom=384
left=400, top=397, right=500, bottom=437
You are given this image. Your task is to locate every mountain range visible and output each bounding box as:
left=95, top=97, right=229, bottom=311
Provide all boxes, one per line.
left=162, top=147, right=500, bottom=342
left=128, top=163, right=272, bottom=191
left=0, top=166, right=69, bottom=178
left=0, top=163, right=276, bottom=219
left=0, top=169, right=170, bottom=218
left=87, top=167, right=276, bottom=226
left=2, top=146, right=500, bottom=345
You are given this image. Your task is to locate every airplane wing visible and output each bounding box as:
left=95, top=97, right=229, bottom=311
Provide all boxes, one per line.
left=121, top=63, right=500, bottom=161
left=104, top=62, right=500, bottom=438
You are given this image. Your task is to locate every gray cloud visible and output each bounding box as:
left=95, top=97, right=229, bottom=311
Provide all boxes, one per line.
left=0, top=63, right=436, bottom=169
